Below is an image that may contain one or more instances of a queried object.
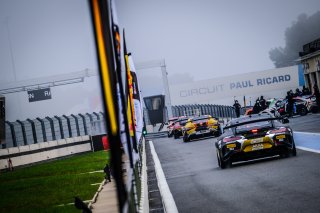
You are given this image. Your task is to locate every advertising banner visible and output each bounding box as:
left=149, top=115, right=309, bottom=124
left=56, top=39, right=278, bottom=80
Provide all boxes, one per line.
left=27, top=88, right=51, bottom=102
left=170, top=66, right=302, bottom=105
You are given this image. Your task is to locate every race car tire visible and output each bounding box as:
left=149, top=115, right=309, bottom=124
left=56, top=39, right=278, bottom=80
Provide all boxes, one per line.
left=183, top=133, right=190, bottom=142
left=217, top=150, right=231, bottom=169
left=173, top=131, right=179, bottom=139
left=214, top=129, right=222, bottom=137
left=299, top=106, right=307, bottom=116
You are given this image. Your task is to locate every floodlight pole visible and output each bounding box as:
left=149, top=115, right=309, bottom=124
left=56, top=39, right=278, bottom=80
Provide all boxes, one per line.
left=160, top=61, right=173, bottom=119
left=136, top=59, right=173, bottom=119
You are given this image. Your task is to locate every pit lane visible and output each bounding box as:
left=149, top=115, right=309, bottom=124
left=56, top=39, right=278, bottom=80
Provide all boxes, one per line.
left=150, top=114, right=320, bottom=213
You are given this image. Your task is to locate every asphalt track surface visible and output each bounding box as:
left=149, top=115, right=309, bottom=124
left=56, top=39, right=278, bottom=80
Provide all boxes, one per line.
left=152, top=115, right=320, bottom=213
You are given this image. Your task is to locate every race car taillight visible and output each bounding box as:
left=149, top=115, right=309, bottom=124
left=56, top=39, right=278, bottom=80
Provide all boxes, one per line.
left=251, top=129, right=258, bottom=133
left=223, top=136, right=242, bottom=143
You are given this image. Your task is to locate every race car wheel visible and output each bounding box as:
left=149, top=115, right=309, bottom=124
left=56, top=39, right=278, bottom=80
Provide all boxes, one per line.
left=168, top=131, right=174, bottom=138
left=299, top=106, right=307, bottom=116
left=183, top=133, right=189, bottom=142
left=173, top=132, right=179, bottom=139
left=214, top=129, right=222, bottom=137
left=217, top=150, right=231, bottom=169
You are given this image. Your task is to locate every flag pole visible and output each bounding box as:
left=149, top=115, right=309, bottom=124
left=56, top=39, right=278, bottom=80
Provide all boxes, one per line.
left=110, top=3, right=134, bottom=170
left=123, top=30, right=139, bottom=154
left=89, top=0, right=126, bottom=211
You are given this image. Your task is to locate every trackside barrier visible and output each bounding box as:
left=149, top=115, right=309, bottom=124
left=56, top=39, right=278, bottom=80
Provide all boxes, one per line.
left=143, top=104, right=248, bottom=126
left=3, top=112, right=105, bottom=148
left=171, top=104, right=238, bottom=119
left=0, top=135, right=91, bottom=170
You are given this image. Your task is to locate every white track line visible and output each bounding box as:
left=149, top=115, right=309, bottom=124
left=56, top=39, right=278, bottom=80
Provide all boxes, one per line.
left=294, top=132, right=320, bottom=154
left=149, top=141, right=179, bottom=213
left=296, top=146, right=320, bottom=154
left=79, top=170, right=103, bottom=175
left=294, top=131, right=320, bottom=136
left=139, top=138, right=149, bottom=213
left=91, top=183, right=101, bottom=186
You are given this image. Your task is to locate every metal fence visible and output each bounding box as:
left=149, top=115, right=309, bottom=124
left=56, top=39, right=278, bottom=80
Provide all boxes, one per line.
left=171, top=104, right=246, bottom=118
left=3, top=112, right=106, bottom=149
left=143, top=104, right=247, bottom=126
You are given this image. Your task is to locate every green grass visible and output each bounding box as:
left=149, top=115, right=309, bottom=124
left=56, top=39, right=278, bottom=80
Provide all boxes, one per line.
left=0, top=151, right=110, bottom=213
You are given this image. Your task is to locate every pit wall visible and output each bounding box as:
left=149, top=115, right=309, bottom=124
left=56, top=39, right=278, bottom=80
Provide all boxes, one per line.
left=0, top=135, right=91, bottom=170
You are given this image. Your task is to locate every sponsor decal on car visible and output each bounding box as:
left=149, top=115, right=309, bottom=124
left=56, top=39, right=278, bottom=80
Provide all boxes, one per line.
left=227, top=143, right=236, bottom=149
left=243, top=143, right=273, bottom=152
left=276, top=135, right=286, bottom=139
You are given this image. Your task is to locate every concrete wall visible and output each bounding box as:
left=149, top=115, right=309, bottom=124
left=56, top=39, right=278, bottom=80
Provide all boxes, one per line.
left=0, top=135, right=91, bottom=170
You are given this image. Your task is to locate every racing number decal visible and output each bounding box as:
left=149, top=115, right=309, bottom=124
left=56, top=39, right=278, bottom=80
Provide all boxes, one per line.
left=252, top=143, right=264, bottom=151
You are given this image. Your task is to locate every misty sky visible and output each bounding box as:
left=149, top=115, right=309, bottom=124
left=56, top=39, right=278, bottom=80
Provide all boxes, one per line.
left=0, top=0, right=320, bottom=120
left=0, top=0, right=319, bottom=85
left=116, top=0, right=320, bottom=82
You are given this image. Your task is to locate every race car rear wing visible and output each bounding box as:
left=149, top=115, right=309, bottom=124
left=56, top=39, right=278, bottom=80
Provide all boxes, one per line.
left=224, top=116, right=288, bottom=130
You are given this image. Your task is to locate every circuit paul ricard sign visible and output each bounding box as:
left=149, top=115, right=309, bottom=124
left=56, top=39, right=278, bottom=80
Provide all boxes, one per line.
left=28, top=88, right=52, bottom=102
left=169, top=66, right=304, bottom=105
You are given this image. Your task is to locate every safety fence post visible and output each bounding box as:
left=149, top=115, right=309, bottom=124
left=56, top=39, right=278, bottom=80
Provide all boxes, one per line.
left=62, top=115, right=72, bottom=138
left=177, top=106, right=181, bottom=117
left=54, top=115, right=64, bottom=139
left=210, top=105, right=214, bottom=117
left=213, top=105, right=218, bottom=117
left=46, top=116, right=56, bottom=140
left=171, top=106, right=176, bottom=117
left=86, top=113, right=93, bottom=123
left=16, top=120, right=27, bottom=146
left=93, top=112, right=100, bottom=120
left=36, top=117, right=47, bottom=142
left=205, top=104, right=209, bottom=115
left=222, top=106, right=227, bottom=118
left=5, top=121, right=17, bottom=147
left=226, top=106, right=231, bottom=118
left=79, top=113, right=88, bottom=135
left=71, top=114, right=80, bottom=136
left=26, top=119, right=37, bottom=144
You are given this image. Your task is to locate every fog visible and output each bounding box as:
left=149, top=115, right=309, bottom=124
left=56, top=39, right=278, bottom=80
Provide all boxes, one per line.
left=269, top=11, right=320, bottom=68
left=116, top=0, right=320, bottom=81
left=0, top=0, right=320, bottom=120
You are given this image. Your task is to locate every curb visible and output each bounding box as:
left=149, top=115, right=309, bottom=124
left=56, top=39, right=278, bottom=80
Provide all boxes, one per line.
left=88, top=179, right=107, bottom=209
left=139, top=138, right=149, bottom=213
left=149, top=141, right=178, bottom=213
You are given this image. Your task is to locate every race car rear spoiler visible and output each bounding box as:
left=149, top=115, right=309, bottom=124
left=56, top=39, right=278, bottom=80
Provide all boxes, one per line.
left=224, top=116, right=288, bottom=130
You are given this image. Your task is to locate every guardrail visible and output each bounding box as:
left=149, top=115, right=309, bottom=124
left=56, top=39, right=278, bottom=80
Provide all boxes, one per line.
left=3, top=112, right=106, bottom=149
left=171, top=104, right=243, bottom=118
left=143, top=104, right=249, bottom=126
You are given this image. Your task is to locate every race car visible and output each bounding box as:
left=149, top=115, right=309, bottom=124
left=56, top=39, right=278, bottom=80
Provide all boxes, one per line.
left=172, top=117, right=189, bottom=139
left=167, top=117, right=180, bottom=137
left=215, top=114, right=296, bottom=169
left=295, top=95, right=318, bottom=113
left=182, top=115, right=221, bottom=142
left=274, top=98, right=308, bottom=116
